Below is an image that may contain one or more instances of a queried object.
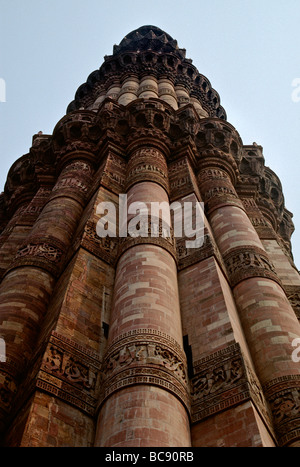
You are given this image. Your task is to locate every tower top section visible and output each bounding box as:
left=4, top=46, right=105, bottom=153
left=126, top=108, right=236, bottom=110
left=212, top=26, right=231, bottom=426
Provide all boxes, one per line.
left=112, top=25, right=186, bottom=58
left=67, top=25, right=226, bottom=120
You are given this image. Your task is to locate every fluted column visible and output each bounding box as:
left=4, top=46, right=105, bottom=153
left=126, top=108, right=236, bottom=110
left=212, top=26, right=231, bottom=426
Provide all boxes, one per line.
left=95, top=144, right=191, bottom=447
left=0, top=117, right=97, bottom=434
left=197, top=131, right=300, bottom=446
left=138, top=75, right=158, bottom=99
left=118, top=76, right=139, bottom=106
left=0, top=182, right=54, bottom=279
left=158, top=78, right=178, bottom=109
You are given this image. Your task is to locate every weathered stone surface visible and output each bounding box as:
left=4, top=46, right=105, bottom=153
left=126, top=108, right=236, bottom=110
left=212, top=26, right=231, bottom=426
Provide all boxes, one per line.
left=0, top=25, right=299, bottom=448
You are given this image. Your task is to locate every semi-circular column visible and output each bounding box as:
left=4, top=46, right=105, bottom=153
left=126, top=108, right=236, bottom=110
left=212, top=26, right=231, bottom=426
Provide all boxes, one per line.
left=0, top=179, right=54, bottom=278
left=197, top=147, right=300, bottom=446
left=0, top=135, right=96, bottom=434
left=175, top=85, right=190, bottom=108
left=118, top=76, right=139, bottom=106
left=95, top=144, right=191, bottom=447
left=158, top=78, right=178, bottom=109
left=138, top=76, right=158, bottom=99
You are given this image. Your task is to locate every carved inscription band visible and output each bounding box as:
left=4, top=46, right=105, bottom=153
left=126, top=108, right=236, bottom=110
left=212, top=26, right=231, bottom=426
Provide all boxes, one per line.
left=126, top=148, right=169, bottom=192
left=223, top=246, right=280, bottom=287
left=191, top=343, right=274, bottom=434
left=100, top=329, right=190, bottom=412
left=264, top=376, right=300, bottom=446
left=198, top=168, right=244, bottom=212
left=36, top=331, right=102, bottom=416
left=4, top=241, right=64, bottom=277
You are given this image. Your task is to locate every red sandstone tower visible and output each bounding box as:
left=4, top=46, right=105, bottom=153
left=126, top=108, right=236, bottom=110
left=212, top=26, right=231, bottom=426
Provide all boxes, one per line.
left=0, top=25, right=300, bottom=447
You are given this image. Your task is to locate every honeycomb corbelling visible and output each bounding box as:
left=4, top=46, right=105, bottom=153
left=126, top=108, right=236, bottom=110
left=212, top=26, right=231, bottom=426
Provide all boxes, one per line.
left=67, top=25, right=226, bottom=120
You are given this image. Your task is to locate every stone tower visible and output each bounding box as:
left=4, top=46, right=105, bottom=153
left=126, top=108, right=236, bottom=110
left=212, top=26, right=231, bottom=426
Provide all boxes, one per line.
left=0, top=25, right=300, bottom=448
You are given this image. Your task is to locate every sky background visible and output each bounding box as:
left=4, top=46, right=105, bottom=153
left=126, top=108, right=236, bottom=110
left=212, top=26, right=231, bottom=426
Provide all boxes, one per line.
left=1, top=0, right=300, bottom=266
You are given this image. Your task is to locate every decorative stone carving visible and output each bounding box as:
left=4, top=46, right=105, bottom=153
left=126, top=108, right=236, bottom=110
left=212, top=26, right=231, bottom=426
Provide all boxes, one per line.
left=105, top=343, right=186, bottom=382
left=176, top=232, right=225, bottom=272
left=0, top=24, right=299, bottom=448
left=223, top=246, right=280, bottom=287
left=240, top=144, right=295, bottom=255
left=82, top=221, right=119, bottom=266
left=204, top=185, right=238, bottom=202
left=117, top=214, right=176, bottom=263
left=4, top=154, right=38, bottom=215
left=67, top=26, right=226, bottom=120
left=36, top=331, right=102, bottom=416
left=241, top=197, right=278, bottom=240
left=264, top=375, right=300, bottom=446
left=15, top=243, right=63, bottom=263
left=0, top=373, right=18, bottom=414
left=195, top=119, right=243, bottom=180
left=30, top=133, right=55, bottom=174
left=52, top=177, right=89, bottom=194
left=197, top=166, right=244, bottom=213
left=61, top=160, right=93, bottom=175
left=99, top=152, right=126, bottom=194
left=14, top=187, right=52, bottom=227
left=19, top=204, right=43, bottom=216
left=100, top=329, right=190, bottom=412
left=118, top=76, right=139, bottom=106
left=284, top=286, right=300, bottom=320
left=199, top=167, right=230, bottom=183
left=52, top=110, right=102, bottom=169
left=191, top=343, right=273, bottom=433
left=126, top=147, right=169, bottom=193
left=8, top=240, right=64, bottom=277
left=48, top=159, right=94, bottom=207
left=168, top=156, right=201, bottom=200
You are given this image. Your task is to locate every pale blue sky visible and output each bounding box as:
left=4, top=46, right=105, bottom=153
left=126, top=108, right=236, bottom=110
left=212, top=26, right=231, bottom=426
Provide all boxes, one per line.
left=1, top=0, right=300, bottom=266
